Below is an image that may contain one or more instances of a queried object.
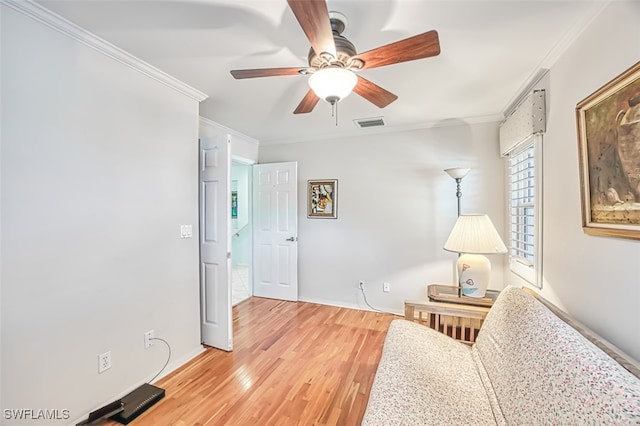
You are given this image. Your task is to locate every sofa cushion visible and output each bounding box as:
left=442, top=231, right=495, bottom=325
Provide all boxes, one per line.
left=473, top=286, right=640, bottom=424
left=362, top=319, right=496, bottom=426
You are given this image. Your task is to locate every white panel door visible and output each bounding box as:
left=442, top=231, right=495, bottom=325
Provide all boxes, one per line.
left=199, top=135, right=232, bottom=351
left=252, top=162, right=298, bottom=301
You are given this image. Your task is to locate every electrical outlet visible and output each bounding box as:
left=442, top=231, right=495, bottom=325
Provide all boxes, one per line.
left=98, top=351, right=111, bottom=373
left=358, top=280, right=365, bottom=290
left=144, top=330, right=154, bottom=349
left=383, top=282, right=391, bottom=293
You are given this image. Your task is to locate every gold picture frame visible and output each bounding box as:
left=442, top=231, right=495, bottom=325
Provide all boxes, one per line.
left=576, top=61, right=640, bottom=240
left=307, top=179, right=337, bottom=219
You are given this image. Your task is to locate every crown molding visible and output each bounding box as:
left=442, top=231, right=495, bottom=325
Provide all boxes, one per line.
left=537, top=0, right=610, bottom=70
left=501, top=0, right=610, bottom=116
left=2, top=0, right=208, bottom=102
left=199, top=117, right=259, bottom=145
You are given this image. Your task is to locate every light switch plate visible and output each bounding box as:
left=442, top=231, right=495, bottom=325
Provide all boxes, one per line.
left=180, top=224, right=193, bottom=239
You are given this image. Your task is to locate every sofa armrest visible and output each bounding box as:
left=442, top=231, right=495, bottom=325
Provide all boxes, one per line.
left=362, top=319, right=496, bottom=426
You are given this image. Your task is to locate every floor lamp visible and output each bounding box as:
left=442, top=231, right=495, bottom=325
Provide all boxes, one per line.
left=444, top=168, right=470, bottom=295
left=444, top=168, right=470, bottom=217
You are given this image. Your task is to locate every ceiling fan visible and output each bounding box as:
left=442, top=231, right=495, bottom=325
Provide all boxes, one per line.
left=230, top=0, right=441, bottom=115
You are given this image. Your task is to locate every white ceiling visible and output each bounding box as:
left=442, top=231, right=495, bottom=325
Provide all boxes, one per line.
left=36, top=0, right=606, bottom=144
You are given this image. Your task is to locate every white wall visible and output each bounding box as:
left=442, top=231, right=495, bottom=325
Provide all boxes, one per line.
left=259, top=122, right=506, bottom=314
left=1, top=5, right=203, bottom=424
left=505, top=1, right=640, bottom=360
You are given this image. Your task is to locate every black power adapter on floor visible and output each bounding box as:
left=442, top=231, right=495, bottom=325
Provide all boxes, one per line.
left=76, top=384, right=164, bottom=426
left=111, top=383, right=165, bottom=425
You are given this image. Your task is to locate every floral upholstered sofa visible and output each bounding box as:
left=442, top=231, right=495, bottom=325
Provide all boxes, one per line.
left=362, top=286, right=640, bottom=425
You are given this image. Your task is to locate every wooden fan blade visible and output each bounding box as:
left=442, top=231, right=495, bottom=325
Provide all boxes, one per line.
left=356, top=30, right=440, bottom=70
left=231, top=67, right=304, bottom=79
left=287, top=0, right=336, bottom=58
left=294, top=89, right=320, bottom=114
left=353, top=76, right=398, bottom=109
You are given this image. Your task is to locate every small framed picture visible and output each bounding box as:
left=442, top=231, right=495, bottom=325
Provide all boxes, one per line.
left=231, top=191, right=238, bottom=218
left=307, top=179, right=338, bottom=219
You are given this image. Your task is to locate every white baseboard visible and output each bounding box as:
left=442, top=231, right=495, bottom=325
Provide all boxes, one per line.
left=299, top=296, right=403, bottom=317
left=68, top=345, right=205, bottom=426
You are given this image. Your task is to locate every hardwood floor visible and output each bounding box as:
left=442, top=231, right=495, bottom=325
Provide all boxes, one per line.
left=105, top=297, right=396, bottom=426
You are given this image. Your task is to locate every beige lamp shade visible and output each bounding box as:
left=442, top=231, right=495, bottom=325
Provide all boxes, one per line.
left=444, top=214, right=507, bottom=254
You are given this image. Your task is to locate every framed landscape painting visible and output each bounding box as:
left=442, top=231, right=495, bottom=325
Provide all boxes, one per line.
left=308, top=179, right=337, bottom=219
left=576, top=61, right=640, bottom=240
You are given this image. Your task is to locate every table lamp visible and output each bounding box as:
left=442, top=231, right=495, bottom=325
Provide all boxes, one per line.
left=443, top=214, right=507, bottom=298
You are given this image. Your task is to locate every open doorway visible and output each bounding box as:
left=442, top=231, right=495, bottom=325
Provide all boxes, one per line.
left=231, top=160, right=252, bottom=306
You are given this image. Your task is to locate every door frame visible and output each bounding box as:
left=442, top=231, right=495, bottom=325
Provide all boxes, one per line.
left=231, top=156, right=256, bottom=302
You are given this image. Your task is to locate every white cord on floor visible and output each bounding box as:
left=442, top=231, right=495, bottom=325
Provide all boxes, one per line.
left=147, top=337, right=171, bottom=384
left=359, top=286, right=401, bottom=317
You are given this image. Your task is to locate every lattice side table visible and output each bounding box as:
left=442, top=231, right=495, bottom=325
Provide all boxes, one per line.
left=404, top=299, right=491, bottom=344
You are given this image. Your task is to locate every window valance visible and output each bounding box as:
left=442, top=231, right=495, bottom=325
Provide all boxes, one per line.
left=499, top=90, right=546, bottom=156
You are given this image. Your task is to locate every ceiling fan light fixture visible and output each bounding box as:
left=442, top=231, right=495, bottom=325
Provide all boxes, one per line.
left=308, top=67, right=357, bottom=103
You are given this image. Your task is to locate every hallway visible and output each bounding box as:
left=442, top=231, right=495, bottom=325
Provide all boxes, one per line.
left=232, top=264, right=250, bottom=306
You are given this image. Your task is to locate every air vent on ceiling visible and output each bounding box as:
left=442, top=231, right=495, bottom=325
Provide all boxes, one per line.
left=353, top=117, right=385, bottom=129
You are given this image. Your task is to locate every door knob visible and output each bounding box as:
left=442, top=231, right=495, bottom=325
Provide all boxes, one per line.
left=285, top=237, right=297, bottom=242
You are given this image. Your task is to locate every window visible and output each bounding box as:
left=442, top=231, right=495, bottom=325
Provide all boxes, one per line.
left=500, top=89, right=545, bottom=287
left=506, top=134, right=542, bottom=287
